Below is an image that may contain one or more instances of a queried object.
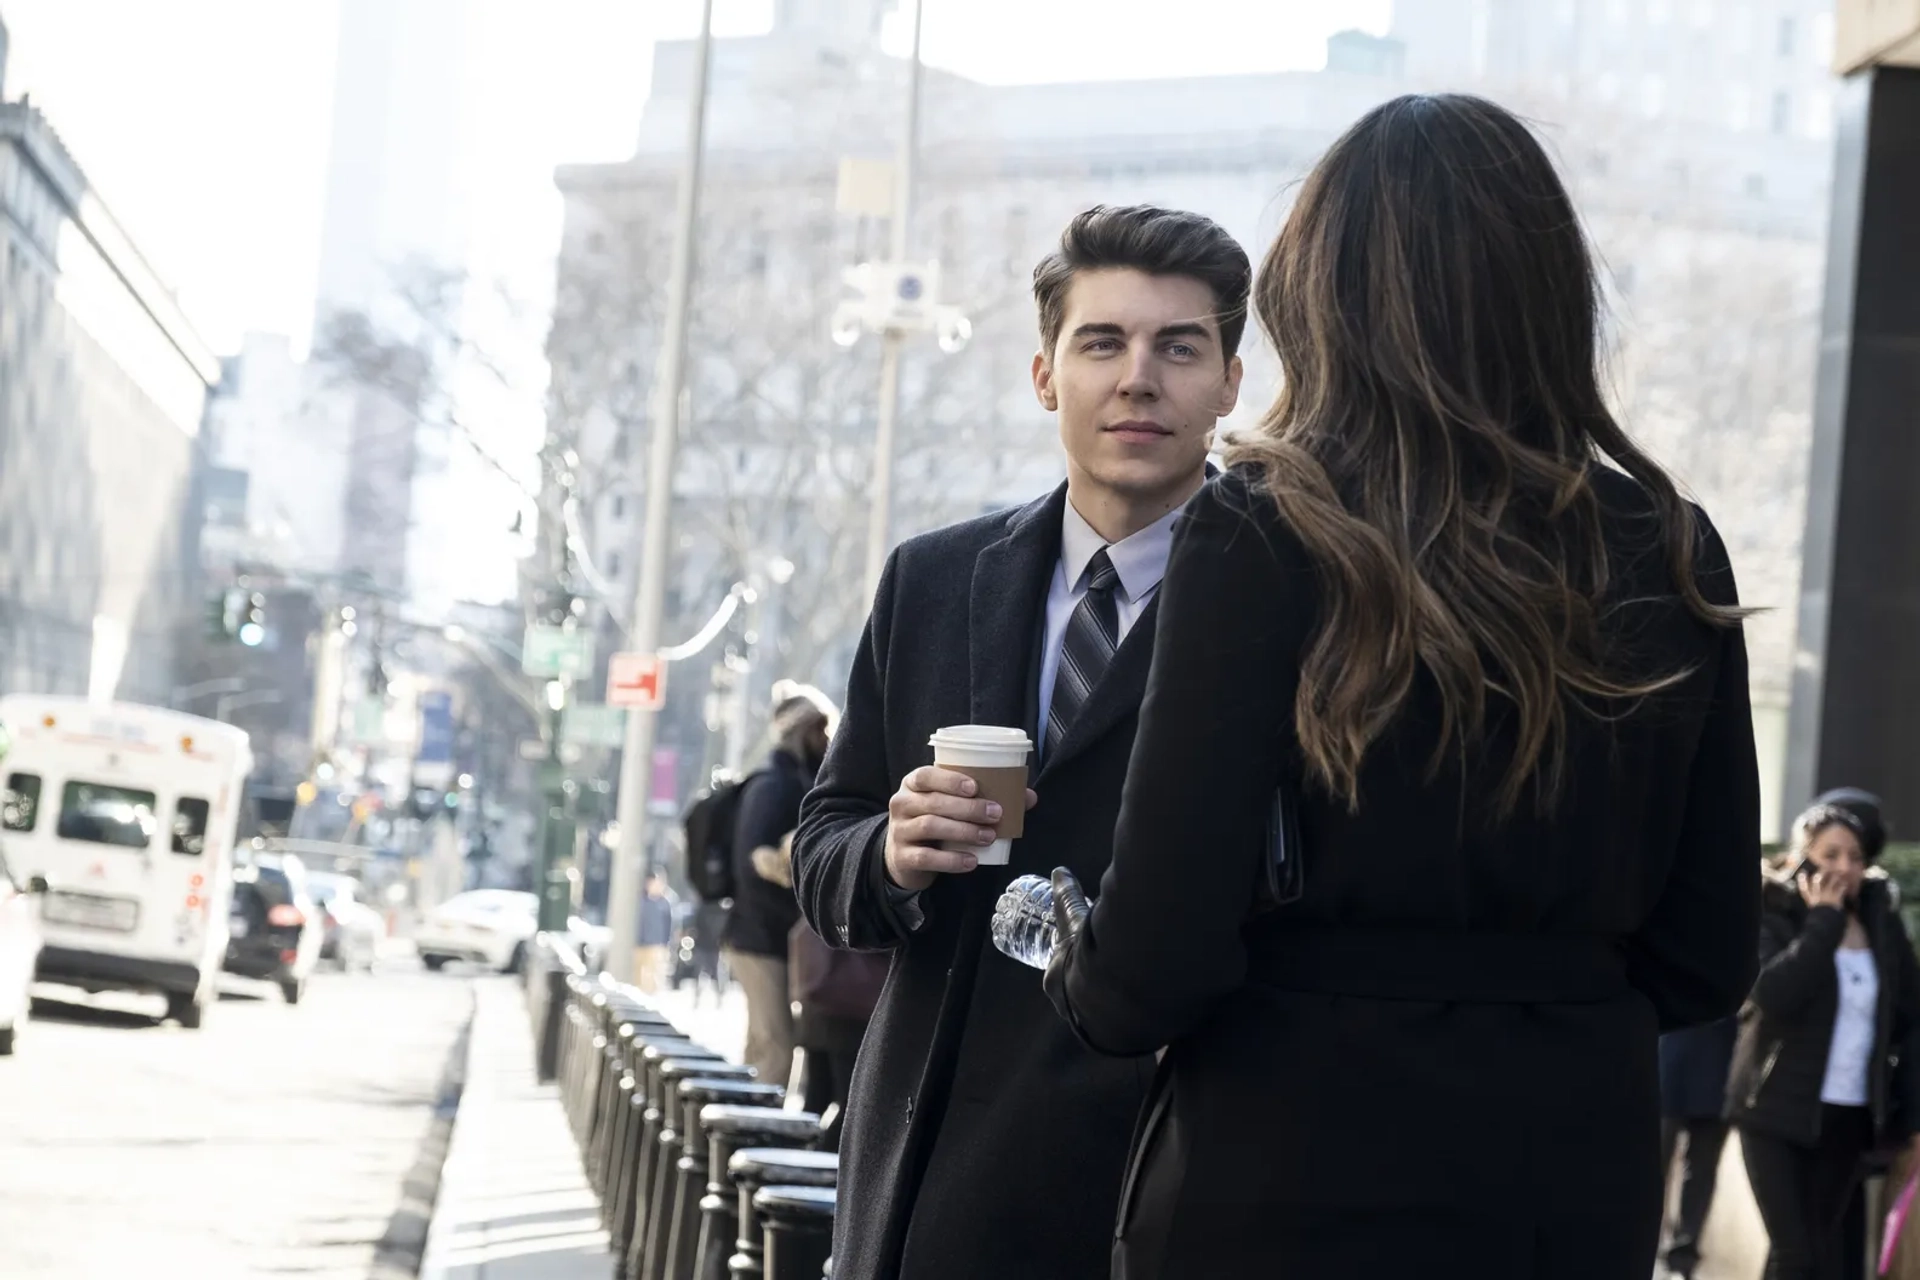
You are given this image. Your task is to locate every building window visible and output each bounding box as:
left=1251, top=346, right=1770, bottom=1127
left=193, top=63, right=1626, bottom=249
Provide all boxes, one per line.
left=1771, top=90, right=1793, bottom=135
left=1606, top=0, right=1629, bottom=23
left=1745, top=173, right=1767, bottom=199
left=1597, top=71, right=1621, bottom=102
left=1777, top=15, right=1795, bottom=57
left=1813, top=12, right=1836, bottom=65
left=1691, top=0, right=1714, bottom=28
left=1640, top=75, right=1665, bottom=117
left=1806, top=89, right=1835, bottom=139
left=1647, top=0, right=1670, bottom=22
left=1728, top=85, right=1752, bottom=131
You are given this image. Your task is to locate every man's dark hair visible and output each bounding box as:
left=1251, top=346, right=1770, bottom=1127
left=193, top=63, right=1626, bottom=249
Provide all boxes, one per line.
left=1032, top=204, right=1252, bottom=363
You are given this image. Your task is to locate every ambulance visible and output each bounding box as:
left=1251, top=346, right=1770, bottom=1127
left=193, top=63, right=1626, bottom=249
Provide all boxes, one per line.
left=0, top=695, right=253, bottom=1027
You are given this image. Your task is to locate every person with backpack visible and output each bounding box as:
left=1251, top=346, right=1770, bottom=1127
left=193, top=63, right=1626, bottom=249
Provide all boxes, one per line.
left=717, top=684, right=835, bottom=1087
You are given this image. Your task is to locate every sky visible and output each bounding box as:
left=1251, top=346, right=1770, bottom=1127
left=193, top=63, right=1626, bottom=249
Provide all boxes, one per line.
left=0, top=0, right=1388, bottom=603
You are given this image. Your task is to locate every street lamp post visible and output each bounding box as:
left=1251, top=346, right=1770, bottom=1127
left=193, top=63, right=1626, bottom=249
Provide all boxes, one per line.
left=604, top=0, right=717, bottom=984
left=863, top=0, right=927, bottom=603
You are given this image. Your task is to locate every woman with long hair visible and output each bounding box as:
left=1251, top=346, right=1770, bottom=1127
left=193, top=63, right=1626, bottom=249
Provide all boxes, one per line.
left=1727, top=794, right=1920, bottom=1280
left=1039, top=94, right=1761, bottom=1277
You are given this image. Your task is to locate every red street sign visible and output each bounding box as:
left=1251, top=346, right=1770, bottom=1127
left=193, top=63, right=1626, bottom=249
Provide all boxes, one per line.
left=606, top=651, right=666, bottom=711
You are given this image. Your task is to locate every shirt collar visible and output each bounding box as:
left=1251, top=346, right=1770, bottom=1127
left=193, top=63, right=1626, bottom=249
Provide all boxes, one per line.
left=1059, top=498, right=1184, bottom=605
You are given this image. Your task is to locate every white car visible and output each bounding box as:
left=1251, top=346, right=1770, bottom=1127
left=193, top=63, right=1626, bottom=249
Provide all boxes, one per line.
left=414, top=890, right=537, bottom=973
left=0, top=842, right=45, bottom=1055
left=308, top=872, right=385, bottom=971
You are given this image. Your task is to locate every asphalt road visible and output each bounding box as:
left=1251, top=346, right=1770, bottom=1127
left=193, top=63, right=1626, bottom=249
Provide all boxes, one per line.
left=0, top=958, right=474, bottom=1279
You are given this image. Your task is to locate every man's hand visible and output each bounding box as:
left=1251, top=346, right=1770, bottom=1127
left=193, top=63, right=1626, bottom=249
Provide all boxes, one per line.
left=884, top=766, right=1037, bottom=893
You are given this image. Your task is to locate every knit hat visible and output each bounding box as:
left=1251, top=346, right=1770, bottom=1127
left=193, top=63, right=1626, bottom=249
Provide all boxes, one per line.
left=1809, top=787, right=1888, bottom=861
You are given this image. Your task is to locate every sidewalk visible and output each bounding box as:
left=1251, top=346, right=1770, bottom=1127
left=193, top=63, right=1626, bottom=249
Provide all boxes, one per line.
left=421, top=978, right=612, bottom=1279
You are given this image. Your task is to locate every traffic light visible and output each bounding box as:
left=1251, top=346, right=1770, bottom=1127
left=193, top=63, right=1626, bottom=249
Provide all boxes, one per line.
left=205, top=587, right=267, bottom=645
left=237, top=593, right=267, bottom=647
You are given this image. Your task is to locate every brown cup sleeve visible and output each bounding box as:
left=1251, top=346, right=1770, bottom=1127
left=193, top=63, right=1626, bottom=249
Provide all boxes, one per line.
left=941, top=763, right=1028, bottom=839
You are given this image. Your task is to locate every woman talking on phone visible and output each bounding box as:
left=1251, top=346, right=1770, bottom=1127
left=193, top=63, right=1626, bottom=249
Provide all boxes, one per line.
left=1728, top=794, right=1920, bottom=1280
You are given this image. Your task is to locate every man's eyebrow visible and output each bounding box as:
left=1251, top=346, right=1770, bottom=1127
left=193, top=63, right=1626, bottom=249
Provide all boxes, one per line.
left=1156, top=321, right=1214, bottom=343
left=1068, top=322, right=1126, bottom=340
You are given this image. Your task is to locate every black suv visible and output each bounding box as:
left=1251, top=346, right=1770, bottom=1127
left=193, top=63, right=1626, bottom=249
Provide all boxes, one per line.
left=223, top=855, right=321, bottom=1004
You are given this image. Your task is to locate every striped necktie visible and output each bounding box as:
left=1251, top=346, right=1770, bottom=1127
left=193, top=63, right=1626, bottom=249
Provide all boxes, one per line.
left=1047, top=547, right=1121, bottom=751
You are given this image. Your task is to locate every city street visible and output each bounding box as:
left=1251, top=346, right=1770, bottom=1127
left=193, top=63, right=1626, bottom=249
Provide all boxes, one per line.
left=0, top=960, right=475, bottom=1279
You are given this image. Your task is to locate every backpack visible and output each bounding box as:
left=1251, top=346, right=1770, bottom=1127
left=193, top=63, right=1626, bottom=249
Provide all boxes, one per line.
left=681, top=771, right=762, bottom=902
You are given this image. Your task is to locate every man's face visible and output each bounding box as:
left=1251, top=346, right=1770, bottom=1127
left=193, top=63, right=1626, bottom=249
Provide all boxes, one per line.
left=1033, top=267, right=1243, bottom=511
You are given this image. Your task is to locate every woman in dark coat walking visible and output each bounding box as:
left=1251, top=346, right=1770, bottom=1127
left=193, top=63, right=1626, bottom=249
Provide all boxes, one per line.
left=1726, top=798, right=1920, bottom=1280
left=1038, top=94, right=1762, bottom=1280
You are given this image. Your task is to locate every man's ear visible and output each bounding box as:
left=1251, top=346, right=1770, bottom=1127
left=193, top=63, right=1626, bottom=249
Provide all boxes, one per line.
left=1215, top=354, right=1245, bottom=418
left=1032, top=350, right=1058, bottom=412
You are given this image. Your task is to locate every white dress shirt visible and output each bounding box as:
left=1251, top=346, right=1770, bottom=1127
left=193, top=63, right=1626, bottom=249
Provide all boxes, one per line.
left=1036, top=499, right=1183, bottom=755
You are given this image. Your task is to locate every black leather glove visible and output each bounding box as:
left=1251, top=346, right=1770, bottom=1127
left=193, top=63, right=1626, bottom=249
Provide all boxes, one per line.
left=1041, top=867, right=1091, bottom=1032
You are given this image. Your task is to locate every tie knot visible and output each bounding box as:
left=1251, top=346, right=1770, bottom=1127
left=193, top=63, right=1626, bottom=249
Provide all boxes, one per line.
left=1084, top=547, right=1120, bottom=594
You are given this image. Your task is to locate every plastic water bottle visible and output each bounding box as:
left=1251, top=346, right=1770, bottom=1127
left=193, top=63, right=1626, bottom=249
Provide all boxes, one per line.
left=992, top=875, right=1092, bottom=970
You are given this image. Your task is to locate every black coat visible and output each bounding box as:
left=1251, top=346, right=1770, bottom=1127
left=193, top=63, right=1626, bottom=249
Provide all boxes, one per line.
left=722, top=748, right=811, bottom=958
left=1051, top=468, right=1761, bottom=1280
left=793, top=483, right=1157, bottom=1280
left=1725, top=871, right=1920, bottom=1147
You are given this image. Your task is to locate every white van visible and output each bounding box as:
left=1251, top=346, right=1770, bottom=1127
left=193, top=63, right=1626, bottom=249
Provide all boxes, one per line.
left=0, top=695, right=253, bottom=1028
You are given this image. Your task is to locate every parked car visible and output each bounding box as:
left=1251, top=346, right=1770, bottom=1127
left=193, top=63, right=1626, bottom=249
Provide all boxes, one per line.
left=307, top=872, right=383, bottom=971
left=0, top=842, right=45, bottom=1055
left=414, top=890, right=537, bottom=973
left=224, top=855, right=323, bottom=1003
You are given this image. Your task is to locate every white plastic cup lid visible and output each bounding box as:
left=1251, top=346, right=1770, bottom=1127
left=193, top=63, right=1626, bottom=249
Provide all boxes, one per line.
left=928, top=725, right=1032, bottom=752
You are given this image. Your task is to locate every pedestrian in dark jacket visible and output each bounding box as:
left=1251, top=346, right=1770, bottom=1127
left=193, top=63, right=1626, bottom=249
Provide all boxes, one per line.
left=1659, top=1016, right=1737, bottom=1278
left=1727, top=796, right=1920, bottom=1280
left=792, top=205, right=1251, bottom=1280
left=724, top=685, right=833, bottom=1087
left=1040, top=94, right=1761, bottom=1280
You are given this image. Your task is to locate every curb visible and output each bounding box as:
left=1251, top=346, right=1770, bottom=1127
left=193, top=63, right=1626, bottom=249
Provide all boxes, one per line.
left=372, top=982, right=476, bottom=1280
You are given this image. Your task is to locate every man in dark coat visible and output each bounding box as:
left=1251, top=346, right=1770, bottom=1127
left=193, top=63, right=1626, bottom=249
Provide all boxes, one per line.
left=792, top=205, right=1250, bottom=1280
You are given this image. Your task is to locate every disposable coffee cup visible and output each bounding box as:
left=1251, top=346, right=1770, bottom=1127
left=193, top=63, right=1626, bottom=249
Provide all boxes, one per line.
left=929, top=725, right=1032, bottom=866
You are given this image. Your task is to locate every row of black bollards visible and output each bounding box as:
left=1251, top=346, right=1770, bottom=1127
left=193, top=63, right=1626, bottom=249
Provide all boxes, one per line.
left=528, top=934, right=841, bottom=1280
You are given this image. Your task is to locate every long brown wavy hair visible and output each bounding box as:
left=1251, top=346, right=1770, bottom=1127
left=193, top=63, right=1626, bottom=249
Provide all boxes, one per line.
left=1227, top=94, right=1742, bottom=816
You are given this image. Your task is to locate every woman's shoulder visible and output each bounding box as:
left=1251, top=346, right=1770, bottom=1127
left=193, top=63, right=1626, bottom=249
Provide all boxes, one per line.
left=1184, top=464, right=1311, bottom=565
left=1587, top=466, right=1735, bottom=593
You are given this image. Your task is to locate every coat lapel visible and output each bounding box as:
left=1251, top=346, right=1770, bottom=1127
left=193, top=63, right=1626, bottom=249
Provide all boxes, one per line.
left=1036, top=593, right=1158, bottom=784
left=969, top=484, right=1066, bottom=733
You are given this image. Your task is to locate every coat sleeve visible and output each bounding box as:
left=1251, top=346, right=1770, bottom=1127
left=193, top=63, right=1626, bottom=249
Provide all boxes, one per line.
left=1746, top=903, right=1844, bottom=1017
left=1621, top=520, right=1764, bottom=1032
left=792, top=548, right=918, bottom=952
left=1052, top=477, right=1301, bottom=1056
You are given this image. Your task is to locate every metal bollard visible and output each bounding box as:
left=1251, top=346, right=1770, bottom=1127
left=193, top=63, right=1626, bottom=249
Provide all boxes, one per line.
left=661, top=1082, right=792, bottom=1280
left=640, top=1070, right=776, bottom=1280
left=610, top=1037, right=712, bottom=1264
left=623, top=1044, right=723, bottom=1274
left=593, top=1011, right=676, bottom=1195
left=755, top=1186, right=836, bottom=1280
left=693, top=1107, right=825, bottom=1280
left=725, top=1150, right=838, bottom=1280
left=537, top=961, right=569, bottom=1083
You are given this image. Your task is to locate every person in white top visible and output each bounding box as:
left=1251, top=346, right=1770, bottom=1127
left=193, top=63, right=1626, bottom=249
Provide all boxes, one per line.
left=1728, top=796, right=1920, bottom=1280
